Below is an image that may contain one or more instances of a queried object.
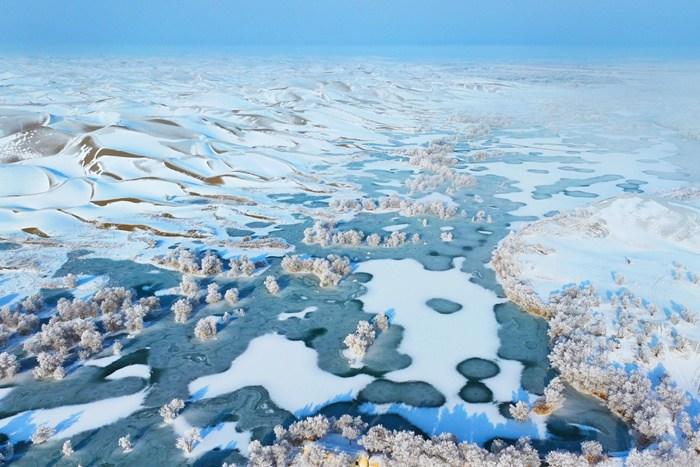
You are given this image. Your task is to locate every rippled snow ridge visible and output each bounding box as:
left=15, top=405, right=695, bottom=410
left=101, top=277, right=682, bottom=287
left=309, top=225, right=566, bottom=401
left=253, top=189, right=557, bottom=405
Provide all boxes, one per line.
left=0, top=57, right=699, bottom=466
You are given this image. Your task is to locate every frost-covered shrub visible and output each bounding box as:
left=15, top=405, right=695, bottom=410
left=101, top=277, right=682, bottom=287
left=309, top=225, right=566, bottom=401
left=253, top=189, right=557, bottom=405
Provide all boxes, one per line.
left=303, top=220, right=417, bottom=249
left=0, top=306, right=39, bottom=337
left=56, top=297, right=98, bottom=320
left=0, top=352, right=18, bottom=379
left=544, top=450, right=589, bottom=467
left=247, top=439, right=290, bottom=467
left=180, top=275, right=199, bottom=299
left=118, top=434, right=132, bottom=453
left=228, top=255, right=256, bottom=277
left=200, top=251, right=223, bottom=275
left=383, top=231, right=407, bottom=248
left=334, top=415, right=367, bottom=441
left=580, top=440, right=604, bottom=464
left=176, top=427, right=201, bottom=455
left=343, top=320, right=376, bottom=362
left=533, top=376, right=565, bottom=415
left=78, top=328, right=103, bottom=359
left=194, top=317, right=218, bottom=341
left=103, top=312, right=123, bottom=333
left=159, top=398, right=184, bottom=424
left=373, top=313, right=389, bottom=332
left=32, top=351, right=65, bottom=380
left=366, top=233, right=381, bottom=247
left=294, top=442, right=352, bottom=466
left=63, top=273, right=77, bottom=289
left=303, top=221, right=362, bottom=247
left=288, top=415, right=330, bottom=442
left=224, top=288, right=239, bottom=305
left=19, top=294, right=43, bottom=314
left=251, top=414, right=547, bottom=467
left=155, top=247, right=224, bottom=276
left=509, top=401, right=530, bottom=422
left=31, top=424, right=55, bottom=444
left=472, top=210, right=493, bottom=224
left=264, top=275, right=280, bottom=295
left=93, top=287, right=132, bottom=314
left=281, top=254, right=351, bottom=287
left=378, top=194, right=458, bottom=219
left=233, top=308, right=246, bottom=318
left=440, top=231, right=454, bottom=242
left=358, top=425, right=539, bottom=466
left=124, top=304, right=147, bottom=335
left=61, top=440, right=73, bottom=456
left=171, top=299, right=193, bottom=324
left=205, top=282, right=221, bottom=304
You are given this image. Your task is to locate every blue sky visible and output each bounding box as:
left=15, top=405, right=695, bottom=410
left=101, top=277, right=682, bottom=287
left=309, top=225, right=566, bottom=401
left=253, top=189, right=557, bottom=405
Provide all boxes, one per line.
left=1, top=1, right=699, bottom=54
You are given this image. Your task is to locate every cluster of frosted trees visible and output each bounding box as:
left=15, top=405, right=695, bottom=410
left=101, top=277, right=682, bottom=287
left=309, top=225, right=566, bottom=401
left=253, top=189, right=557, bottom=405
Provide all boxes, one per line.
left=171, top=274, right=245, bottom=340
left=492, top=232, right=700, bottom=463
left=509, top=376, right=565, bottom=422
left=0, top=293, right=44, bottom=344
left=329, top=194, right=458, bottom=220
left=303, top=221, right=420, bottom=248
left=281, top=254, right=351, bottom=287
left=247, top=414, right=547, bottom=467
left=154, top=247, right=258, bottom=278
left=403, top=141, right=476, bottom=194
left=8, top=286, right=161, bottom=380
left=343, top=314, right=389, bottom=365
left=246, top=411, right=700, bottom=466
left=672, top=260, right=700, bottom=285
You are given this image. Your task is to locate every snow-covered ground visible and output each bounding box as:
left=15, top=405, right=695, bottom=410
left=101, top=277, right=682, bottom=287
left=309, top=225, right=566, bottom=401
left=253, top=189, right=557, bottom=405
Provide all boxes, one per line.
left=0, top=57, right=699, bottom=465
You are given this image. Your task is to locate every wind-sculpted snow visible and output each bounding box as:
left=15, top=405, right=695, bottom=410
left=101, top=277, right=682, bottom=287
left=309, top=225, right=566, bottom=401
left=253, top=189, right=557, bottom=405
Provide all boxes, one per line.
left=0, top=58, right=699, bottom=465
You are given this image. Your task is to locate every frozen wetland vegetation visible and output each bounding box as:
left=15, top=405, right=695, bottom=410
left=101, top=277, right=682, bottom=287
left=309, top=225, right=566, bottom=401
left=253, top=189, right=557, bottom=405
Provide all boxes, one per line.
left=0, top=57, right=698, bottom=466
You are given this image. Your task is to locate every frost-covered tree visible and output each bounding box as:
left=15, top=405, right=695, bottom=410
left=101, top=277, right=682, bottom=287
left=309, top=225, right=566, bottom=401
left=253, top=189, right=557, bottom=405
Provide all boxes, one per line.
left=205, top=283, right=222, bottom=304
left=61, top=440, right=73, bottom=457
left=228, top=255, right=256, bottom=277
left=176, top=428, right=201, bottom=456
left=440, top=231, right=454, bottom=242
left=19, top=294, right=44, bottom=314
left=343, top=320, right=376, bottom=362
left=118, top=434, right=132, bottom=453
left=78, top=328, right=103, bottom=358
left=281, top=254, right=351, bottom=287
left=580, top=440, right=604, bottom=464
left=334, top=415, right=367, bottom=441
left=366, top=233, right=381, bottom=247
left=264, top=275, right=280, bottom=295
left=544, top=450, right=589, bottom=467
left=0, top=352, right=18, bottom=379
left=373, top=313, right=389, bottom=333
left=200, top=251, right=223, bottom=276
left=247, top=439, right=290, bottom=467
left=224, top=288, right=239, bottom=305
left=288, top=415, right=330, bottom=442
left=194, top=317, right=217, bottom=341
left=509, top=401, right=530, bottom=422
left=180, top=275, right=199, bottom=299
left=124, top=304, right=146, bottom=335
left=32, top=352, right=65, bottom=380
left=159, top=398, right=185, bottom=424
left=63, top=273, right=77, bottom=289
left=171, top=298, right=193, bottom=324
left=31, top=424, right=55, bottom=444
